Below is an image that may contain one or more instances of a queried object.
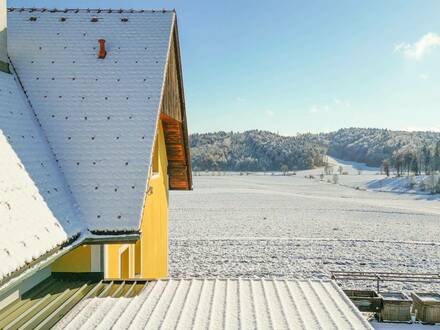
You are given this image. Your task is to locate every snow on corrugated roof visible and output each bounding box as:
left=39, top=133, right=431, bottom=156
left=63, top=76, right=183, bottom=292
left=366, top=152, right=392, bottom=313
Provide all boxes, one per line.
left=0, top=71, right=83, bottom=281
left=55, top=279, right=372, bottom=329
left=7, top=9, right=174, bottom=232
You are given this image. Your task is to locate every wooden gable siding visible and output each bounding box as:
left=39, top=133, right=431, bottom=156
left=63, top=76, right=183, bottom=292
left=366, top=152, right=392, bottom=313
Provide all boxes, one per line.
left=161, top=29, right=182, bottom=122
left=160, top=22, right=192, bottom=190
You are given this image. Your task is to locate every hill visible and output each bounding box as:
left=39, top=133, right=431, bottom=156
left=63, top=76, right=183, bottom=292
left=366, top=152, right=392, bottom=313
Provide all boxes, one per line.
left=190, top=128, right=440, bottom=172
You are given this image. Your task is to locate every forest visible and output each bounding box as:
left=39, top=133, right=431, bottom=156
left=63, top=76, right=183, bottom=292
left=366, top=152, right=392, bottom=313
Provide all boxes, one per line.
left=190, top=128, right=440, bottom=174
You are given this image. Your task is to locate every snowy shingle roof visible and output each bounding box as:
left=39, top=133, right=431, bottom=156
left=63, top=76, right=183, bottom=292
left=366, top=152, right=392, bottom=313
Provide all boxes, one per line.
left=7, top=9, right=175, bottom=232
left=55, top=279, right=372, bottom=329
left=0, top=71, right=82, bottom=282
left=0, top=8, right=187, bottom=283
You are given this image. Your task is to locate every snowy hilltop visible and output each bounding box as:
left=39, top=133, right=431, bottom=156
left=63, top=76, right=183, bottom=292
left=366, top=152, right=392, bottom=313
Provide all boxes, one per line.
left=190, top=128, right=440, bottom=173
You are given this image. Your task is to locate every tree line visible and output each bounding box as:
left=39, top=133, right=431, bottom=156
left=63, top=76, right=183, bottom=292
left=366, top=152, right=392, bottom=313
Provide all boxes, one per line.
left=384, top=141, right=440, bottom=176
left=190, top=128, right=440, bottom=174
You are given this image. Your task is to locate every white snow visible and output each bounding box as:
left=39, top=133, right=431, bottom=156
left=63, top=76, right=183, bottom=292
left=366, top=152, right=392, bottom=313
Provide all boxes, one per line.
left=415, top=293, right=440, bottom=302
left=0, top=9, right=178, bottom=282
left=8, top=9, right=174, bottom=232
left=372, top=321, right=440, bottom=329
left=54, top=279, right=372, bottom=330
left=169, top=173, right=440, bottom=292
left=308, top=157, right=440, bottom=198
left=0, top=71, right=82, bottom=281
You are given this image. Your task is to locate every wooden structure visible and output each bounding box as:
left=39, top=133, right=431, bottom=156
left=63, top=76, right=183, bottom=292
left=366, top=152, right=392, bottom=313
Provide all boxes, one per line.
left=331, top=270, right=440, bottom=293
left=411, top=292, right=440, bottom=324
left=343, top=289, right=382, bottom=313
left=160, top=24, right=192, bottom=190
left=379, top=292, right=412, bottom=322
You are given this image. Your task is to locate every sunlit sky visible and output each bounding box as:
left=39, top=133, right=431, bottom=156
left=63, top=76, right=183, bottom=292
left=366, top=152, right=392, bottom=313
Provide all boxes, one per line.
left=9, top=0, right=440, bottom=134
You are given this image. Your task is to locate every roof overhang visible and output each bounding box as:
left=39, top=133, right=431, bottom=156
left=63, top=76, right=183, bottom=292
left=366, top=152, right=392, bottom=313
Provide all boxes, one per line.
left=0, top=231, right=140, bottom=290
left=86, top=231, right=140, bottom=244
left=159, top=17, right=192, bottom=190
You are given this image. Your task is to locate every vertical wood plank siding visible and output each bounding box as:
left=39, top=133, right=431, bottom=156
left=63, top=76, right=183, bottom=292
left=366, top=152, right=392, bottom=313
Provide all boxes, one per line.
left=160, top=23, right=192, bottom=190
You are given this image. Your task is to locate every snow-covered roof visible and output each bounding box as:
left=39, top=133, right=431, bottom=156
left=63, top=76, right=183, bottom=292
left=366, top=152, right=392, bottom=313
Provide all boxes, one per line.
left=0, top=8, right=185, bottom=283
left=7, top=8, right=175, bottom=232
left=0, top=71, right=82, bottom=282
left=55, top=278, right=372, bottom=329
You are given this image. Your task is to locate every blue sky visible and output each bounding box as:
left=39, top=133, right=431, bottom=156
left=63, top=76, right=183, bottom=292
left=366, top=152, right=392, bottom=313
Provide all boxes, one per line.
left=10, top=0, right=440, bottom=134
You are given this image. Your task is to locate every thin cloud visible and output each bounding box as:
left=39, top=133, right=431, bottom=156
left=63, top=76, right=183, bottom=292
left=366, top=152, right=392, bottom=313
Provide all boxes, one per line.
left=309, top=105, right=330, bottom=114
left=419, top=73, right=429, bottom=80
left=265, top=110, right=275, bottom=117
left=309, top=99, right=350, bottom=114
left=333, top=98, right=351, bottom=108
left=395, top=32, right=440, bottom=60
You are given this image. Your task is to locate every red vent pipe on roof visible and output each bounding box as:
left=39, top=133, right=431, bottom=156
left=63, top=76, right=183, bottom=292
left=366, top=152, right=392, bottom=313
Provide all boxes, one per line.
left=98, top=39, right=107, bottom=59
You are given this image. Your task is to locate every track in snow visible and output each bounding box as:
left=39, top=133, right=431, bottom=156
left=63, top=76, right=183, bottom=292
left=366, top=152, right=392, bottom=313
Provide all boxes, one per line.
left=169, top=175, right=440, bottom=291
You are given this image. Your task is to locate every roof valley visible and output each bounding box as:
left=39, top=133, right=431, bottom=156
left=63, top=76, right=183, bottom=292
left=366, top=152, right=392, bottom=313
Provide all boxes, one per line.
left=8, top=59, right=86, bottom=228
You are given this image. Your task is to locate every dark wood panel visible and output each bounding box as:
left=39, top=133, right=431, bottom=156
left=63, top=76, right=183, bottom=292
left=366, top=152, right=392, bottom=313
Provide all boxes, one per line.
left=159, top=22, right=192, bottom=190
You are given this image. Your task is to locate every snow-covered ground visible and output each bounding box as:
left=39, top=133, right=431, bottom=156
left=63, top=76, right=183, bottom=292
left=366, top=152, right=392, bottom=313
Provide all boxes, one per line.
left=372, top=322, right=440, bottom=329
left=169, top=170, right=440, bottom=293
left=311, top=157, right=440, bottom=199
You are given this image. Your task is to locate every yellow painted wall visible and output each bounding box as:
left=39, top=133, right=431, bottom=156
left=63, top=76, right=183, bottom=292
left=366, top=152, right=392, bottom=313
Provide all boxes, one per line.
left=105, top=244, right=122, bottom=278
left=105, top=121, right=169, bottom=279
left=139, top=120, right=169, bottom=278
left=52, top=245, right=92, bottom=272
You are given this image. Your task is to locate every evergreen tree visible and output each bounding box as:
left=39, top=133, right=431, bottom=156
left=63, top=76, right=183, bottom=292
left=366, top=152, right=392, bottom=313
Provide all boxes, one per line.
left=435, top=141, right=440, bottom=172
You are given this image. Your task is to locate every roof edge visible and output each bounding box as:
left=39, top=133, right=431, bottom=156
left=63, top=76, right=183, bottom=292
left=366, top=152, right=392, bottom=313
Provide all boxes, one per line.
left=0, top=232, right=81, bottom=290
left=84, top=234, right=140, bottom=244
left=0, top=230, right=141, bottom=291
left=172, top=16, right=193, bottom=190
left=136, top=11, right=176, bottom=231
left=8, top=7, right=176, bottom=14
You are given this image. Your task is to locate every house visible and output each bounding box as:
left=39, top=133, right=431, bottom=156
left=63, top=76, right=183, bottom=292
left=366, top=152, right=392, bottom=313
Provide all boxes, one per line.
left=0, top=2, right=191, bottom=306
left=0, top=4, right=375, bottom=329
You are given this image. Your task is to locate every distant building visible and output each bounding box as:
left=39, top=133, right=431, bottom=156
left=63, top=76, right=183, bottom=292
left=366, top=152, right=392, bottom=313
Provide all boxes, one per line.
left=0, top=4, right=191, bottom=297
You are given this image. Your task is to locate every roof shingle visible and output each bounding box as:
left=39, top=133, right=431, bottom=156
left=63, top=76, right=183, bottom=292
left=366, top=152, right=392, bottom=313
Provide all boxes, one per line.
left=0, top=71, right=82, bottom=281
left=8, top=9, right=175, bottom=232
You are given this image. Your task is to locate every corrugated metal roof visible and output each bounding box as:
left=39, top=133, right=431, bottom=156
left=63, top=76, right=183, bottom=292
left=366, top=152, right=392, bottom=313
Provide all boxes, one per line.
left=7, top=9, right=175, bottom=233
left=0, top=71, right=82, bottom=282
left=0, top=276, right=147, bottom=329
left=56, top=279, right=372, bottom=329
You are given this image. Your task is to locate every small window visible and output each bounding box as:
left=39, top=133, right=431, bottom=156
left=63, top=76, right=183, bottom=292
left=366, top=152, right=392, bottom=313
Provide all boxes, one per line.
left=152, top=140, right=159, bottom=174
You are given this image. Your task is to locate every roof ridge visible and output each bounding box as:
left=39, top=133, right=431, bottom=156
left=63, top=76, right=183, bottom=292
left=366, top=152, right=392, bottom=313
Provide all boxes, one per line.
left=8, top=7, right=176, bottom=14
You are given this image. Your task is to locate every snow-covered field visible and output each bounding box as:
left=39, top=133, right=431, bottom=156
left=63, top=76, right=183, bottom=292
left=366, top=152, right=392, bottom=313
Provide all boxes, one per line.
left=169, top=163, right=440, bottom=292
left=316, top=157, right=440, bottom=198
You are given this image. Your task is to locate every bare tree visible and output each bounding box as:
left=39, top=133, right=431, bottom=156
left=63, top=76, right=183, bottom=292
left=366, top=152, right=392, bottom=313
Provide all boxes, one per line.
left=338, top=166, right=343, bottom=175
left=382, top=160, right=390, bottom=177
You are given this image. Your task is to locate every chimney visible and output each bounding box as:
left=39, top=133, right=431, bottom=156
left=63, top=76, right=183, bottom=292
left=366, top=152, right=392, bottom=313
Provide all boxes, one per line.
left=98, top=39, right=106, bottom=59
left=0, top=0, right=8, bottom=73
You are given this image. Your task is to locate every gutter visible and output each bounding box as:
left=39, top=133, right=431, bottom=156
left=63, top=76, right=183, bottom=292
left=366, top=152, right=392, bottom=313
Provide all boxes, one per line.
left=85, top=232, right=140, bottom=244
left=0, top=233, right=82, bottom=296
left=0, top=231, right=140, bottom=296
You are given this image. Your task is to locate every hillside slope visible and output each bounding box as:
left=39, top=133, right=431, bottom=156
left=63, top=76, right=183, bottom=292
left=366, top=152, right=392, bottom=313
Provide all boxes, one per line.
left=190, top=128, right=440, bottom=171
left=190, top=130, right=327, bottom=171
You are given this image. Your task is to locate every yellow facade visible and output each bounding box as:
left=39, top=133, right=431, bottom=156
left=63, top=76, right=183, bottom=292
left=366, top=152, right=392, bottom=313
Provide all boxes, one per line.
left=51, top=121, right=169, bottom=279
left=52, top=245, right=92, bottom=272
left=105, top=121, right=169, bottom=279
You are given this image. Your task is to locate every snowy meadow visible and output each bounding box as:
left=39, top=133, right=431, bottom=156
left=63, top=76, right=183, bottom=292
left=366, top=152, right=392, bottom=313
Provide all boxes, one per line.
left=169, top=164, right=440, bottom=292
